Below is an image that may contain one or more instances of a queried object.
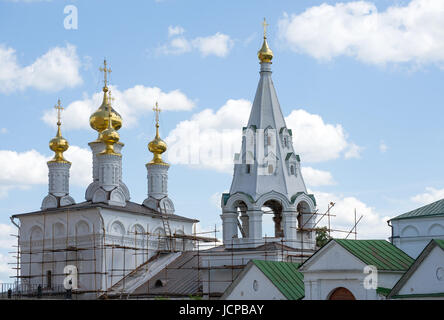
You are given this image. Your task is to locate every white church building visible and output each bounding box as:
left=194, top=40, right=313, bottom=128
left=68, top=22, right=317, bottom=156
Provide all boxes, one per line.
left=9, top=62, right=197, bottom=299
left=389, top=199, right=444, bottom=258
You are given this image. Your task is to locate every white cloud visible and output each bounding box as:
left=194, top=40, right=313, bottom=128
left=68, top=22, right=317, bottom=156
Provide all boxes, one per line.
left=64, top=146, right=92, bottom=186
left=157, top=27, right=234, bottom=58
left=0, top=224, right=15, bottom=250
left=42, top=85, right=195, bottom=130
left=0, top=128, right=8, bottom=134
left=166, top=99, right=251, bottom=173
left=165, top=99, right=360, bottom=172
left=379, top=140, right=388, bottom=153
left=302, top=167, right=335, bottom=187
left=278, top=0, right=444, bottom=65
left=411, top=187, right=444, bottom=205
left=313, top=190, right=391, bottom=239
left=0, top=44, right=82, bottom=93
left=0, top=146, right=91, bottom=198
left=345, top=143, right=363, bottom=159
left=286, top=109, right=359, bottom=162
left=168, top=25, right=185, bottom=37
left=210, top=191, right=228, bottom=209
left=0, top=224, right=16, bottom=283
left=0, top=252, right=15, bottom=284
left=192, top=33, right=234, bottom=57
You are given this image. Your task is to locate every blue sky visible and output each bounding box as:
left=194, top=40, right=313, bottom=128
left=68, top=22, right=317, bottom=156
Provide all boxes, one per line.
left=1, top=0, right=444, bottom=282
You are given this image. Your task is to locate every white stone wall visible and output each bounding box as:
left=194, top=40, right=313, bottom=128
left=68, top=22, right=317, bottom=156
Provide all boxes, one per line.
left=391, top=216, right=444, bottom=258
left=16, top=207, right=195, bottom=295
left=222, top=265, right=286, bottom=300
left=398, top=245, right=444, bottom=296
left=300, top=242, right=403, bottom=300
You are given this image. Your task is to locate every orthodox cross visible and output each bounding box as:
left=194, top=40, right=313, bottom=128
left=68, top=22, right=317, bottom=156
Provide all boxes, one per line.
left=54, top=99, right=64, bottom=125
left=99, top=59, right=112, bottom=87
left=153, top=102, right=161, bottom=126
left=262, top=18, right=269, bottom=38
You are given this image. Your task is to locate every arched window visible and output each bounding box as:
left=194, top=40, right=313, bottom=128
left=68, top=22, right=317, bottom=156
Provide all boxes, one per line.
left=290, top=165, right=295, bottom=175
left=268, top=164, right=273, bottom=174
left=246, top=164, right=251, bottom=174
left=46, top=270, right=52, bottom=288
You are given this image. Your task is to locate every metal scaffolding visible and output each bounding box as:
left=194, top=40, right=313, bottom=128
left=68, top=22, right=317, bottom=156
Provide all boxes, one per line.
left=2, top=200, right=362, bottom=300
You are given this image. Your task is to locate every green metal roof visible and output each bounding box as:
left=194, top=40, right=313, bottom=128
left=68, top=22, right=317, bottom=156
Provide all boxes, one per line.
left=335, top=239, right=414, bottom=271
left=434, top=239, right=444, bottom=250
left=390, top=198, right=444, bottom=221
left=376, top=287, right=391, bottom=297
left=285, top=152, right=295, bottom=161
left=252, top=260, right=304, bottom=300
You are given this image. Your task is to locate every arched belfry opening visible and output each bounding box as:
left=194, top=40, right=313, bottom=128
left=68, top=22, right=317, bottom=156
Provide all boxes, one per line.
left=297, top=201, right=313, bottom=230
left=262, top=200, right=284, bottom=238
left=233, top=200, right=249, bottom=238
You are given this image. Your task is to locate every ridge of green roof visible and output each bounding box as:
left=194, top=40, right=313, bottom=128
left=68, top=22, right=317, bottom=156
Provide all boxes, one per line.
left=252, top=260, right=304, bottom=300
left=390, top=198, right=444, bottom=221
left=391, top=292, right=444, bottom=299
left=334, top=239, right=414, bottom=271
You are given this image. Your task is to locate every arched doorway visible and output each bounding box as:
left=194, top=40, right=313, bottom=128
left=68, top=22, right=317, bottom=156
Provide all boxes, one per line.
left=328, top=287, right=356, bottom=300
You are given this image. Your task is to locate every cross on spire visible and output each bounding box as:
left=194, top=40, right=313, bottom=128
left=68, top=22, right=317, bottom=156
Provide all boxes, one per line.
left=109, top=90, right=115, bottom=105
left=99, top=59, right=112, bottom=88
left=54, top=98, right=64, bottom=125
left=153, top=102, right=161, bottom=126
left=262, top=18, right=269, bottom=39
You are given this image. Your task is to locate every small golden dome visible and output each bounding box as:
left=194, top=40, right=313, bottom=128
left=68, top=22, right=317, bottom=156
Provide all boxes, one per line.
left=100, top=125, right=121, bottom=156
left=258, top=37, right=273, bottom=63
left=90, top=86, right=122, bottom=135
left=49, top=127, right=70, bottom=163
left=148, top=103, right=169, bottom=166
left=258, top=18, right=273, bottom=63
left=49, top=99, right=70, bottom=163
left=99, top=92, right=121, bottom=156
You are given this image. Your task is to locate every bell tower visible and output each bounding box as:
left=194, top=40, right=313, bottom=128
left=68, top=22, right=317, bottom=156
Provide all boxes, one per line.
left=220, top=19, right=317, bottom=249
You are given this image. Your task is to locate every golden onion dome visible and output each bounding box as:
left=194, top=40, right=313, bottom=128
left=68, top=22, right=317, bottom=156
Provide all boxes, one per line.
left=90, top=86, right=122, bottom=134
left=49, top=126, right=70, bottom=163
left=49, top=99, right=70, bottom=163
left=100, top=125, right=121, bottom=156
left=99, top=93, right=121, bottom=156
left=258, top=37, right=273, bottom=63
left=148, top=103, right=168, bottom=166
left=258, top=18, right=273, bottom=63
